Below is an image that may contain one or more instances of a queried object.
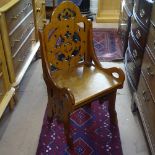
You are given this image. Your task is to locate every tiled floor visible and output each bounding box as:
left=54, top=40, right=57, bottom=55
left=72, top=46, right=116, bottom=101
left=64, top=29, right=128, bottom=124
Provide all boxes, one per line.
left=0, top=1, right=151, bottom=155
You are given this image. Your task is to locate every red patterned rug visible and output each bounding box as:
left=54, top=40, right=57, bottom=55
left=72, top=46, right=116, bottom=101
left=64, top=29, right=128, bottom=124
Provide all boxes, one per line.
left=36, top=100, right=123, bottom=155
left=93, top=28, right=123, bottom=62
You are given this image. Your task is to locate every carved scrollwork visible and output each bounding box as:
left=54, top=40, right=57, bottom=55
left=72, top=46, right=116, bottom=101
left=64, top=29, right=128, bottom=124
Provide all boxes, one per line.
left=45, top=21, right=86, bottom=72
left=57, top=8, right=76, bottom=21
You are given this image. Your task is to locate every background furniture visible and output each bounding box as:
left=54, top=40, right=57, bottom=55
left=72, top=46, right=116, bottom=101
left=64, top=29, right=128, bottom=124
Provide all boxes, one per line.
left=133, top=3, right=155, bottom=154
left=118, top=0, right=134, bottom=57
left=0, top=0, right=46, bottom=88
left=0, top=27, right=15, bottom=118
left=79, top=0, right=90, bottom=13
left=122, top=0, right=155, bottom=153
left=45, top=0, right=55, bottom=19
left=125, top=0, right=153, bottom=94
left=39, top=1, right=125, bottom=147
left=45, top=0, right=92, bottom=20
left=96, top=0, right=121, bottom=23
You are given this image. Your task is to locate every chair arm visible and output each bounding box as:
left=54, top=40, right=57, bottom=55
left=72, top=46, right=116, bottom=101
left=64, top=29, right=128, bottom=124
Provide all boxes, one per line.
left=104, top=67, right=125, bottom=86
left=89, top=61, right=125, bottom=87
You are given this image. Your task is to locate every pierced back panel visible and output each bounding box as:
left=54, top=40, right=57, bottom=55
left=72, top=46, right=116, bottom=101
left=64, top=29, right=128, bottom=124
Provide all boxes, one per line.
left=44, top=1, right=89, bottom=72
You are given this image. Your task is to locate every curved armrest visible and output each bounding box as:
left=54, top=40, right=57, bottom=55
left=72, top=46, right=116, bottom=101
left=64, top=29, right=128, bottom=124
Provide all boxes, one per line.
left=104, top=67, right=125, bottom=85
left=86, top=20, right=125, bottom=87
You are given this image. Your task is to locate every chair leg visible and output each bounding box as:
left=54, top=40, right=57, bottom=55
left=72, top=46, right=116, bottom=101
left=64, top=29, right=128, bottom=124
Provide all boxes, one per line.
left=63, top=114, right=73, bottom=148
left=47, top=97, right=54, bottom=123
left=108, top=91, right=117, bottom=125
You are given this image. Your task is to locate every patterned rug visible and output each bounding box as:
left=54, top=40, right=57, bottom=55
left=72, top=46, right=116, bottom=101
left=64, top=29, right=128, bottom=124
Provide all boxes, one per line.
left=93, top=28, right=123, bottom=62
left=36, top=100, right=123, bottom=155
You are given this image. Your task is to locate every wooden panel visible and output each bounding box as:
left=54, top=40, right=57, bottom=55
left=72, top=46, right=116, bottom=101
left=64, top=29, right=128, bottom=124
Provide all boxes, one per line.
left=0, top=32, right=14, bottom=112
left=12, top=29, right=36, bottom=77
left=5, top=0, right=32, bottom=34
left=137, top=75, right=155, bottom=154
left=141, top=48, right=155, bottom=102
left=147, top=23, right=155, bottom=59
left=0, top=59, right=4, bottom=102
left=9, top=11, right=34, bottom=56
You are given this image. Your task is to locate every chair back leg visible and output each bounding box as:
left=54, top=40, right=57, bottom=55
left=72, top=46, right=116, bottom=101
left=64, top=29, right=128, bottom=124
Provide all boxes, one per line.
left=108, top=91, right=118, bottom=125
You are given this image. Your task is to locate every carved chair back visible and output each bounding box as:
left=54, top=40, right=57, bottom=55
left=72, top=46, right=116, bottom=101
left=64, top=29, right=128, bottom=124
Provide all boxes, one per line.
left=42, top=1, right=92, bottom=73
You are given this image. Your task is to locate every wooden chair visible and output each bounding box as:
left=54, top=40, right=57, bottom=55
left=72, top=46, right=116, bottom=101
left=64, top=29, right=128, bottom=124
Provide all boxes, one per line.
left=39, top=1, right=125, bottom=147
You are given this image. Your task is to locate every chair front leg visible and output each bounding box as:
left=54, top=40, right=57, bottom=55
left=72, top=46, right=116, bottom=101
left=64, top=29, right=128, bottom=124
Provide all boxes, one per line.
left=46, top=87, right=54, bottom=122
left=63, top=113, right=73, bottom=148
left=108, top=91, right=117, bottom=125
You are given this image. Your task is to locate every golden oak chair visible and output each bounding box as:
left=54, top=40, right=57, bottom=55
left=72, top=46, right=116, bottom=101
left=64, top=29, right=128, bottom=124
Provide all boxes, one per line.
left=39, top=1, right=125, bottom=147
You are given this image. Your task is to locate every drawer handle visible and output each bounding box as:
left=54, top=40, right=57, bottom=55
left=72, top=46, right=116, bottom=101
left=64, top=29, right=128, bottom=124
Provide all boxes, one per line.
left=133, top=49, right=138, bottom=59
left=142, top=90, right=146, bottom=95
left=136, top=30, right=141, bottom=39
left=18, top=59, right=24, bottom=62
left=36, top=8, right=41, bottom=12
left=28, top=3, right=31, bottom=6
left=14, top=39, right=20, bottom=42
left=147, top=66, right=154, bottom=76
left=31, top=39, right=36, bottom=42
left=11, top=16, right=18, bottom=20
left=142, top=90, right=149, bottom=102
left=140, top=9, right=145, bottom=18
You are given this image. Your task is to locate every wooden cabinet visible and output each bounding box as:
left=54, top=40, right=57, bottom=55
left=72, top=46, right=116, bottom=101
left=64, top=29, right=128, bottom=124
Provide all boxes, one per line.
left=0, top=29, right=15, bottom=118
left=125, top=0, right=153, bottom=92
left=0, top=0, right=45, bottom=87
left=133, top=3, right=155, bottom=154
left=134, top=47, right=155, bottom=154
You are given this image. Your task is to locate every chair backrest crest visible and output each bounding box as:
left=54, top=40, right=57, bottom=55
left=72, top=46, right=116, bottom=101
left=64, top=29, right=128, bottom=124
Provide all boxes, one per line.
left=43, top=1, right=91, bottom=72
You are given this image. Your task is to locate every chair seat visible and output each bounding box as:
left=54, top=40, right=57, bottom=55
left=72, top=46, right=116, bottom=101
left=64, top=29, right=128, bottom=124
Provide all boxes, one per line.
left=52, top=65, right=120, bottom=107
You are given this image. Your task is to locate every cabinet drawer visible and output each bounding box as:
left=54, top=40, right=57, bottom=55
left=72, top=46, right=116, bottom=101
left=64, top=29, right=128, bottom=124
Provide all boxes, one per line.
left=10, top=11, right=34, bottom=57
left=131, top=16, right=147, bottom=48
left=147, top=23, right=155, bottom=59
left=125, top=48, right=141, bottom=89
left=128, top=34, right=143, bottom=67
left=141, top=48, right=155, bottom=101
left=5, top=0, right=33, bottom=34
left=134, top=0, right=152, bottom=28
left=137, top=75, right=155, bottom=151
left=13, top=29, right=36, bottom=77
